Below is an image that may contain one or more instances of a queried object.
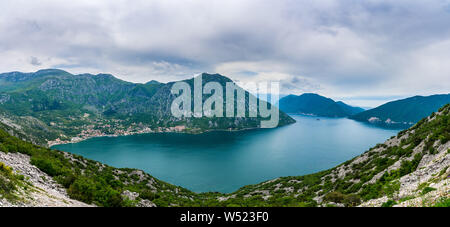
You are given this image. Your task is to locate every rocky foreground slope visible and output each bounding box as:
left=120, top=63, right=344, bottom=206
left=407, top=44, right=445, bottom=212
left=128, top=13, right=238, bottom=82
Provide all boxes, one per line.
left=217, top=104, right=449, bottom=207
left=1, top=105, right=449, bottom=207
left=0, top=151, right=90, bottom=207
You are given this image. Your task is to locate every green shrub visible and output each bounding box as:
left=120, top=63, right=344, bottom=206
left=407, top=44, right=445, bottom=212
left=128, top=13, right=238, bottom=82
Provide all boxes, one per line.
left=421, top=187, right=436, bottom=195
left=0, top=162, right=22, bottom=200
left=140, top=189, right=160, bottom=201
left=434, top=197, right=450, bottom=207
left=381, top=200, right=396, bottom=207
left=343, top=194, right=361, bottom=207
left=324, top=191, right=345, bottom=203
left=67, top=176, right=96, bottom=203
left=0, top=162, right=13, bottom=175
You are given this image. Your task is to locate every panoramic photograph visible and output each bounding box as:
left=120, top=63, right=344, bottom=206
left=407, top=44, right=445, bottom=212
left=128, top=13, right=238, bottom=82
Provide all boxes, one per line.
left=0, top=0, right=449, bottom=223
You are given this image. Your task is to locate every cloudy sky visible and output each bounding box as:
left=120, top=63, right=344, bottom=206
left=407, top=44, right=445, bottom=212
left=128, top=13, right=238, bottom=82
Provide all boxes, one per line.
left=1, top=0, right=450, bottom=107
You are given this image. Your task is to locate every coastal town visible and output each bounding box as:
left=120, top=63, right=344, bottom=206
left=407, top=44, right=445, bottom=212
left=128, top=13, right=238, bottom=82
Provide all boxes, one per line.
left=47, top=119, right=187, bottom=147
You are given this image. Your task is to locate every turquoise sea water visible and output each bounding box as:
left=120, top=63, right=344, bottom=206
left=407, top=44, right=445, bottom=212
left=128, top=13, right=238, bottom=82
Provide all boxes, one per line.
left=53, top=115, right=399, bottom=193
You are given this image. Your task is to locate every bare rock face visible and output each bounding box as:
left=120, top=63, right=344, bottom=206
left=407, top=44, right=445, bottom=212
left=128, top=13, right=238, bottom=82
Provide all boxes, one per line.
left=121, top=190, right=156, bottom=207
left=0, top=151, right=92, bottom=207
left=359, top=141, right=450, bottom=207
left=121, top=190, right=140, bottom=201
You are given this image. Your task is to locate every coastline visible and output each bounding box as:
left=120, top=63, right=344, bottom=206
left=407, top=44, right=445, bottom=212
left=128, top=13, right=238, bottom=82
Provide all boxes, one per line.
left=48, top=125, right=274, bottom=147
left=48, top=116, right=297, bottom=147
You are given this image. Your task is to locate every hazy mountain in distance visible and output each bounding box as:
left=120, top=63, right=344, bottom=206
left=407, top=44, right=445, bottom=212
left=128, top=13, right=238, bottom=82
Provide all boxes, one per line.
left=349, top=94, right=450, bottom=128
left=278, top=93, right=364, bottom=117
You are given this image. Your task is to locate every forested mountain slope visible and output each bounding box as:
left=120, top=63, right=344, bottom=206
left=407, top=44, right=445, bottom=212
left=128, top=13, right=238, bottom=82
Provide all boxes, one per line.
left=1, top=104, right=448, bottom=207
left=0, top=69, right=294, bottom=145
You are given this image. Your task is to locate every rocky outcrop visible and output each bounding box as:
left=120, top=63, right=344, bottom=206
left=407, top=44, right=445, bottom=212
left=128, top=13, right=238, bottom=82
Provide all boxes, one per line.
left=360, top=141, right=449, bottom=207
left=121, top=190, right=156, bottom=207
left=0, top=151, right=92, bottom=207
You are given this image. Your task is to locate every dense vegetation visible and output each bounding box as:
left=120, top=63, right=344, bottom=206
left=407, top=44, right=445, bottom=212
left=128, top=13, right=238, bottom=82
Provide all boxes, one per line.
left=1, top=102, right=448, bottom=207
left=278, top=93, right=364, bottom=117
left=0, top=126, right=204, bottom=206
left=434, top=197, right=450, bottom=207
left=201, top=104, right=450, bottom=207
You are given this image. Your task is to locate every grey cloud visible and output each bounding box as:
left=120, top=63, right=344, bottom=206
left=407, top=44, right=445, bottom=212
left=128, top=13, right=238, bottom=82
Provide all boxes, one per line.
left=0, top=0, right=449, bottom=105
left=280, top=78, right=322, bottom=95
left=29, top=56, right=42, bottom=66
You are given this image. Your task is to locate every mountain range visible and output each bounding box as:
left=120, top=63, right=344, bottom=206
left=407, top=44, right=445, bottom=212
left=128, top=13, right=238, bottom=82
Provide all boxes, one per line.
left=278, top=93, right=365, bottom=117
left=0, top=68, right=448, bottom=207
left=0, top=69, right=295, bottom=145
left=278, top=92, right=450, bottom=129
left=350, top=94, right=450, bottom=128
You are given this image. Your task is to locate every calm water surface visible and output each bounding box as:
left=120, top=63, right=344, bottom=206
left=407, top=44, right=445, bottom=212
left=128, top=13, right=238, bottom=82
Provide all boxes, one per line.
left=53, top=115, right=399, bottom=193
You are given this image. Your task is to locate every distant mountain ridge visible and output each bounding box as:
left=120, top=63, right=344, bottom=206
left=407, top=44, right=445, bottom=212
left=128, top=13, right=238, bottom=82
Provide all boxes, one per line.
left=278, top=93, right=364, bottom=117
left=350, top=94, right=450, bottom=128
left=0, top=69, right=295, bottom=145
